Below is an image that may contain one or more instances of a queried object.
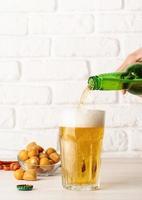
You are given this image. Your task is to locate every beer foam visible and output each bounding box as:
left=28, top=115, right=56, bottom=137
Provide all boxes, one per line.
left=59, top=108, right=105, bottom=127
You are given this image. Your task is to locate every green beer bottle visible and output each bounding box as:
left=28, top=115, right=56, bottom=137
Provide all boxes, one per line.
left=88, top=63, right=142, bottom=95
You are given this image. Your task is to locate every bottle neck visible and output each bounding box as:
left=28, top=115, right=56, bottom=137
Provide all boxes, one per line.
left=88, top=63, right=142, bottom=92
left=88, top=76, right=101, bottom=90
left=88, top=72, right=124, bottom=90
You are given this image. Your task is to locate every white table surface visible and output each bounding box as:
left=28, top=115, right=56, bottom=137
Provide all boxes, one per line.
left=1, top=158, right=142, bottom=200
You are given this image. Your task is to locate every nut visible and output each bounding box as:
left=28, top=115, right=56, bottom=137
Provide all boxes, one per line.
left=23, top=169, right=37, bottom=181
left=18, top=150, right=29, bottom=161
left=36, top=145, right=44, bottom=153
left=39, top=153, right=48, bottom=159
left=46, top=160, right=54, bottom=172
left=49, top=159, right=55, bottom=165
left=3, top=165, right=10, bottom=171
left=26, top=142, right=37, bottom=151
left=28, top=149, right=39, bottom=158
left=14, top=168, right=25, bottom=180
left=29, top=157, right=39, bottom=165
left=0, top=165, right=3, bottom=170
left=49, top=152, right=60, bottom=163
left=46, top=148, right=56, bottom=156
left=25, top=159, right=33, bottom=169
left=40, top=157, right=50, bottom=166
left=25, top=157, right=39, bottom=170
left=10, top=163, right=20, bottom=171
left=40, top=157, right=50, bottom=170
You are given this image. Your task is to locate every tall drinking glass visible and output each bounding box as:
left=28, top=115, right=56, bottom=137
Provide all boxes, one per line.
left=59, top=108, right=105, bottom=191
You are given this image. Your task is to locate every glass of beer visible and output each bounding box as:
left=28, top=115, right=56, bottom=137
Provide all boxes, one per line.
left=59, top=108, right=105, bottom=191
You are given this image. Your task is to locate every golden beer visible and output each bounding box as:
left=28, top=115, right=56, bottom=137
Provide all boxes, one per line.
left=59, top=109, right=105, bottom=190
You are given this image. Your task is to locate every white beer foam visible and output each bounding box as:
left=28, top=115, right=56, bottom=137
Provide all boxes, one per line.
left=59, top=108, right=105, bottom=127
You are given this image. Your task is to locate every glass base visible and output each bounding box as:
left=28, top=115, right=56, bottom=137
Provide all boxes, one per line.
left=63, top=184, right=100, bottom=191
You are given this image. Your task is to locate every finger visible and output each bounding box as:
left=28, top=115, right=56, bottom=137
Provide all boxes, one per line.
left=137, top=58, right=142, bottom=63
left=116, top=49, right=142, bottom=72
left=133, top=48, right=142, bottom=61
left=117, top=58, right=141, bottom=72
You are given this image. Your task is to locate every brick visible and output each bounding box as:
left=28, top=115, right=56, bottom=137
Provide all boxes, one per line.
left=124, top=36, right=142, bottom=56
left=90, top=58, right=122, bottom=75
left=58, top=0, right=95, bottom=11
left=0, top=129, right=58, bottom=151
left=0, top=37, right=50, bottom=57
left=96, top=14, right=142, bottom=32
left=119, top=92, right=142, bottom=104
left=29, top=14, right=94, bottom=34
left=58, top=0, right=122, bottom=11
left=17, top=106, right=61, bottom=128
left=0, top=108, right=14, bottom=128
left=52, top=37, right=119, bottom=57
left=0, top=86, right=51, bottom=105
left=125, top=0, right=142, bottom=10
left=0, top=61, right=20, bottom=81
left=0, top=0, right=56, bottom=12
left=103, top=128, right=128, bottom=151
left=130, top=129, right=142, bottom=151
left=51, top=81, right=86, bottom=104
left=0, top=15, right=27, bottom=35
left=21, top=60, right=89, bottom=81
left=94, top=0, right=122, bottom=10
left=94, top=104, right=140, bottom=127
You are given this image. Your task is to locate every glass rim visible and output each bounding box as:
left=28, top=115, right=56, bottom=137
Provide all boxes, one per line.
left=60, top=107, right=105, bottom=114
left=58, top=107, right=105, bottom=127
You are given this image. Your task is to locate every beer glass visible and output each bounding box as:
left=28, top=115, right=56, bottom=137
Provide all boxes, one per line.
left=59, top=108, right=105, bottom=191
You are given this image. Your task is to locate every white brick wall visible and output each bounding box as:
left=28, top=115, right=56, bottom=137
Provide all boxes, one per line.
left=52, top=37, right=119, bottom=57
left=0, top=0, right=142, bottom=158
left=125, top=0, right=142, bottom=10
left=124, top=35, right=142, bottom=56
left=21, top=60, right=89, bottom=80
left=0, top=15, right=27, bottom=35
left=29, top=14, right=94, bottom=34
left=58, top=0, right=122, bottom=11
left=0, top=37, right=50, bottom=57
left=96, top=14, right=142, bottom=32
left=0, top=108, right=14, bottom=128
left=51, top=81, right=86, bottom=104
left=0, top=61, right=20, bottom=81
left=16, top=106, right=60, bottom=129
left=0, top=0, right=56, bottom=12
left=0, top=85, right=51, bottom=104
left=103, top=128, right=128, bottom=152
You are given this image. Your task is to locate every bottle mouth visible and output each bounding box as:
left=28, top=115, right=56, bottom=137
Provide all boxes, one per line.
left=88, top=76, right=99, bottom=90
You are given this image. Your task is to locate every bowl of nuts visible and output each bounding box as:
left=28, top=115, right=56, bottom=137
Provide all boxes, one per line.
left=18, top=142, right=61, bottom=177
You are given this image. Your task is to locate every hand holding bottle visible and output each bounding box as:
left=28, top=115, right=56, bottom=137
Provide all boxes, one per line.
left=117, top=48, right=142, bottom=72
left=88, top=61, right=142, bottom=95
left=117, top=48, right=142, bottom=94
